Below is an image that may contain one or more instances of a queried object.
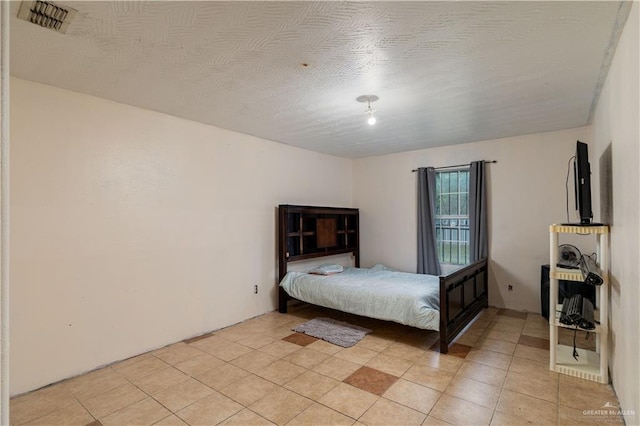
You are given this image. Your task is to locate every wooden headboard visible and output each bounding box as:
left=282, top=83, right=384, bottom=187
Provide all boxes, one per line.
left=277, top=205, right=360, bottom=284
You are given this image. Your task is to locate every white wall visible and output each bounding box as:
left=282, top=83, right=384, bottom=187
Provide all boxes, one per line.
left=590, top=2, right=639, bottom=423
left=353, top=127, right=591, bottom=313
left=9, top=78, right=353, bottom=395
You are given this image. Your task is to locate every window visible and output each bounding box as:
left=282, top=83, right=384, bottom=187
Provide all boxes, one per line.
left=435, top=169, right=470, bottom=265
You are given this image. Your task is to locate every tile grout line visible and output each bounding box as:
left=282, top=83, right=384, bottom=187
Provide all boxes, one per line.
left=69, top=392, right=99, bottom=426
left=488, top=333, right=516, bottom=426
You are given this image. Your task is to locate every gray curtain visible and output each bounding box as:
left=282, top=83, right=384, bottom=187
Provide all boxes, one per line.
left=469, top=161, right=488, bottom=261
left=417, top=167, right=442, bottom=275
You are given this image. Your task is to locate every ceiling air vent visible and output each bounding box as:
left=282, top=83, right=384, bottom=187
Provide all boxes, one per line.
left=17, top=0, right=77, bottom=34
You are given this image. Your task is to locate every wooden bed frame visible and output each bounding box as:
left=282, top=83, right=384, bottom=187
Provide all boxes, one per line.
left=277, top=204, right=488, bottom=354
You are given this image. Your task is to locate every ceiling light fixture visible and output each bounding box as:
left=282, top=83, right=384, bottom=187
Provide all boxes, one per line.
left=356, top=95, right=379, bottom=126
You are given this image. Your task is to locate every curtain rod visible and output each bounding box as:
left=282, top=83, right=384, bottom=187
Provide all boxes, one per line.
left=411, top=160, right=497, bottom=172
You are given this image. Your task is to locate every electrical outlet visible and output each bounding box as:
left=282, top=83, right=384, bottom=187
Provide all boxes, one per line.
left=508, top=284, right=513, bottom=291
left=254, top=285, right=258, bottom=294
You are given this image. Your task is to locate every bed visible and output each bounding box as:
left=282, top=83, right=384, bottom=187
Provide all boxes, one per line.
left=277, top=204, right=488, bottom=354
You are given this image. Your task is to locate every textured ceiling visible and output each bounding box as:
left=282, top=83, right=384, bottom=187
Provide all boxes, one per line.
left=9, top=1, right=631, bottom=158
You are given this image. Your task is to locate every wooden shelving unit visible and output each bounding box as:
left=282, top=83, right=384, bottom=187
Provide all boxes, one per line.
left=549, top=224, right=609, bottom=383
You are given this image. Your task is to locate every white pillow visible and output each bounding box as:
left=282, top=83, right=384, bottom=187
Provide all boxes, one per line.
left=308, top=264, right=344, bottom=275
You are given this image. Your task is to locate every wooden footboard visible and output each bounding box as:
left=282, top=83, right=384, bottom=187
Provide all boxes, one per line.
left=438, top=258, right=488, bottom=354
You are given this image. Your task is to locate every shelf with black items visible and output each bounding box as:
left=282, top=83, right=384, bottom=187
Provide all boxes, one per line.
left=549, top=224, right=609, bottom=384
left=549, top=266, right=602, bottom=333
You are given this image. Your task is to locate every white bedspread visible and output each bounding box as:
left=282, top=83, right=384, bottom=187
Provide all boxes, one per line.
left=279, top=267, right=440, bottom=331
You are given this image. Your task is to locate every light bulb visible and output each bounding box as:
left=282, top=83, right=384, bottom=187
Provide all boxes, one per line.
left=357, top=95, right=379, bottom=126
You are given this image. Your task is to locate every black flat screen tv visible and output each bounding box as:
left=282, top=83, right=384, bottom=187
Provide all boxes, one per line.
left=574, top=141, right=593, bottom=225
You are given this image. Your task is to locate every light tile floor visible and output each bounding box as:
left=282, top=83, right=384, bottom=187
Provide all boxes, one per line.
left=10, top=305, right=624, bottom=426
